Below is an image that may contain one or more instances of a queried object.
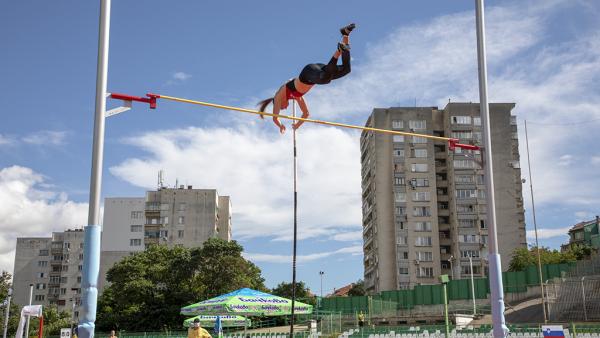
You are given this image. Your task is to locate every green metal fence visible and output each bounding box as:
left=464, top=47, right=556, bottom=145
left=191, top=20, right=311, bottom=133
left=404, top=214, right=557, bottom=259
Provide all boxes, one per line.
left=320, top=262, right=574, bottom=314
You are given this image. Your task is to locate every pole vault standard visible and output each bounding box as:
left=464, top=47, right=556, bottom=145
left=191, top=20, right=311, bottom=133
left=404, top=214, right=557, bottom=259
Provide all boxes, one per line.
left=475, top=0, right=508, bottom=337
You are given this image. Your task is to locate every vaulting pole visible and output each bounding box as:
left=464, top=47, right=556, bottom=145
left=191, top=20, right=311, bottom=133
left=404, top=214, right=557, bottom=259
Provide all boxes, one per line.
left=289, top=101, right=298, bottom=338
left=474, top=1, right=508, bottom=337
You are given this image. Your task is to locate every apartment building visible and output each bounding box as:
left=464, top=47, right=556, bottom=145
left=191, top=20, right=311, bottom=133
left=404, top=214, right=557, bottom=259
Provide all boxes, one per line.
left=361, top=103, right=526, bottom=293
left=99, top=185, right=232, bottom=291
left=13, top=229, right=85, bottom=321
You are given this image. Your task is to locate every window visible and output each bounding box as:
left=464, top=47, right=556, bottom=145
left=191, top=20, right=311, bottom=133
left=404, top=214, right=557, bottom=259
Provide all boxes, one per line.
left=473, top=132, right=482, bottom=142
left=396, top=236, right=407, bottom=245
left=413, top=207, right=431, bottom=217
left=453, top=159, right=477, bottom=169
left=79, top=243, right=84, bottom=249
left=460, top=234, right=479, bottom=243
left=456, top=189, right=477, bottom=199
left=409, top=120, right=426, bottom=130
left=130, top=239, right=142, bottom=246
left=62, top=265, right=68, bottom=272
left=36, top=283, right=46, bottom=290
left=415, top=236, right=432, bottom=246
left=480, top=235, right=488, bottom=245
left=395, top=206, right=406, bottom=215
left=476, top=175, right=485, bottom=184
left=393, top=135, right=405, bottom=143
left=64, top=242, right=70, bottom=249
left=418, top=267, right=434, bottom=277
left=457, top=205, right=475, bottom=213
left=415, top=222, right=432, bottom=232
left=411, top=163, right=428, bottom=172
left=38, top=261, right=48, bottom=267
left=411, top=178, right=429, bottom=187
left=60, top=277, right=67, bottom=284
left=131, top=211, right=143, bottom=219
left=78, top=265, right=83, bottom=271
left=412, top=136, right=427, bottom=144
left=455, top=175, right=474, bottom=183
left=78, top=253, right=84, bottom=260
left=178, top=230, right=185, bottom=238
left=37, top=272, right=45, bottom=278
left=416, top=251, right=433, bottom=261
left=130, top=225, right=142, bottom=232
left=477, top=190, right=486, bottom=199
left=77, top=276, right=82, bottom=283
left=461, top=265, right=481, bottom=275
left=178, top=216, right=185, bottom=224
left=34, top=295, right=45, bottom=301
left=159, top=230, right=168, bottom=239
left=399, top=267, right=409, bottom=275
left=178, top=203, right=186, bottom=211
left=480, top=220, right=487, bottom=229
left=39, top=249, right=49, bottom=256
left=412, top=192, right=430, bottom=202
left=393, top=148, right=405, bottom=157
left=52, top=266, right=61, bottom=273
left=60, top=288, right=66, bottom=295
left=451, top=131, right=472, bottom=140
left=474, top=117, right=481, bottom=126
left=392, top=120, right=404, bottom=129
left=412, top=149, right=428, bottom=158
left=394, top=177, right=405, bottom=186
left=451, top=116, right=472, bottom=125
left=458, top=219, right=475, bottom=228
left=395, top=192, right=407, bottom=203
left=461, top=250, right=480, bottom=258
left=50, top=276, right=60, bottom=283
left=53, top=255, right=63, bottom=261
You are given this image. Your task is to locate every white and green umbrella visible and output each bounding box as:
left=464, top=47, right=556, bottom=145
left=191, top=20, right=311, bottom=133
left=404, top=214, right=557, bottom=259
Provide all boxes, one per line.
left=183, top=315, right=250, bottom=328
left=181, top=288, right=313, bottom=316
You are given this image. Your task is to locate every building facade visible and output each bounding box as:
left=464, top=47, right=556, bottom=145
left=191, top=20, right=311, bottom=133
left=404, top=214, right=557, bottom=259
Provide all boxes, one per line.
left=361, top=103, right=526, bottom=293
left=561, top=216, right=600, bottom=252
left=99, top=186, right=232, bottom=291
left=13, top=229, right=85, bottom=321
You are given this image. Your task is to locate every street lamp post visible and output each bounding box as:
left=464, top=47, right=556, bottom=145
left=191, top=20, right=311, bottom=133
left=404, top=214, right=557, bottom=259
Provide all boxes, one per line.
left=2, top=288, right=12, bottom=338
left=319, top=271, right=324, bottom=298
left=449, top=255, right=454, bottom=280
left=469, top=255, right=476, bottom=316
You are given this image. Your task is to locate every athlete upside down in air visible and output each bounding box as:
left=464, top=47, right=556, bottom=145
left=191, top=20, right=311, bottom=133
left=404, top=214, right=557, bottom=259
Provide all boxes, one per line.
left=257, top=23, right=356, bottom=134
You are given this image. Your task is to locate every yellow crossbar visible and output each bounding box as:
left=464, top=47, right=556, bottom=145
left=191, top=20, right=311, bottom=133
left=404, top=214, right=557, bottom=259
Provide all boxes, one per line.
left=158, top=94, right=453, bottom=142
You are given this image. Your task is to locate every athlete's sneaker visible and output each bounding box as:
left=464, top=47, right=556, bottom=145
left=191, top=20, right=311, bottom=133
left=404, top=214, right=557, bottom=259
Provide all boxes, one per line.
left=340, top=23, right=356, bottom=36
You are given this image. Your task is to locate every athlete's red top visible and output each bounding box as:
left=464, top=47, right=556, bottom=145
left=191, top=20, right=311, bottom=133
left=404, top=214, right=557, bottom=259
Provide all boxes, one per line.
left=285, top=80, right=305, bottom=100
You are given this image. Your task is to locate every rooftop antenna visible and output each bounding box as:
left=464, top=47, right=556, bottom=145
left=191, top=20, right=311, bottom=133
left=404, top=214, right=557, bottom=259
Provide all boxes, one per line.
left=158, top=170, right=165, bottom=190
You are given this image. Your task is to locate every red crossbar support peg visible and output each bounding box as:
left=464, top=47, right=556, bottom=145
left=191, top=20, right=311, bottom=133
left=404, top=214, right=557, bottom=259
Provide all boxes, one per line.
left=109, top=92, right=158, bottom=109
left=448, top=139, right=481, bottom=151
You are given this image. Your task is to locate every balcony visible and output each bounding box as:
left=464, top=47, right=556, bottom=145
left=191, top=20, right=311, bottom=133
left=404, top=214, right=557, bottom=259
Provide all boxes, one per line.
left=437, top=195, right=449, bottom=202
left=436, top=180, right=448, bottom=188
left=438, top=209, right=450, bottom=217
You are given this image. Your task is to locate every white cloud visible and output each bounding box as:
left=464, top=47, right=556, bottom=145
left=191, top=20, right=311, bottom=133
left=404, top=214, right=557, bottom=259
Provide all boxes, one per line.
left=557, top=154, right=574, bottom=167
left=0, top=166, right=88, bottom=274
left=0, top=134, right=15, bottom=146
left=527, top=226, right=572, bottom=240
left=331, top=231, right=363, bottom=242
left=166, top=71, right=192, bottom=85
left=591, top=156, right=600, bottom=165
left=109, top=125, right=362, bottom=241
left=243, top=245, right=362, bottom=264
left=22, top=130, right=67, bottom=146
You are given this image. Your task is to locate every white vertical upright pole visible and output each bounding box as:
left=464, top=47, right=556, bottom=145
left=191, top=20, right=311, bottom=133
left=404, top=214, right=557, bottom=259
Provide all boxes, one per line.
left=474, top=1, right=508, bottom=337
left=80, top=0, right=111, bottom=337
left=24, top=284, right=33, bottom=338
left=289, top=101, right=299, bottom=338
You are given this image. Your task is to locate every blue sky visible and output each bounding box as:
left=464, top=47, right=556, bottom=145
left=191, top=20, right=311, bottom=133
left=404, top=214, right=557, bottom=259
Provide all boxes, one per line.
left=1, top=0, right=600, bottom=295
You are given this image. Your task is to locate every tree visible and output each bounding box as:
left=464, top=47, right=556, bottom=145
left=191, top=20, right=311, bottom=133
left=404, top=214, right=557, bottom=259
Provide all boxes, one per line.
left=0, top=271, right=21, bottom=337
left=97, top=238, right=267, bottom=331
left=347, top=280, right=366, bottom=296
left=508, top=247, right=579, bottom=272
left=271, top=281, right=315, bottom=305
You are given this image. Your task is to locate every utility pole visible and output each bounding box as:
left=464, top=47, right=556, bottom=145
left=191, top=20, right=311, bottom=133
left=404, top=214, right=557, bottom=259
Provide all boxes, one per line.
left=469, top=255, right=476, bottom=316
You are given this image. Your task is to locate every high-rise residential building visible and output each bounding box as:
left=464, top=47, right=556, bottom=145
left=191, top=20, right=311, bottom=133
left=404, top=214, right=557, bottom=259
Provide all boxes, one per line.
left=361, top=103, right=525, bottom=293
left=99, top=186, right=232, bottom=291
left=13, top=229, right=85, bottom=321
